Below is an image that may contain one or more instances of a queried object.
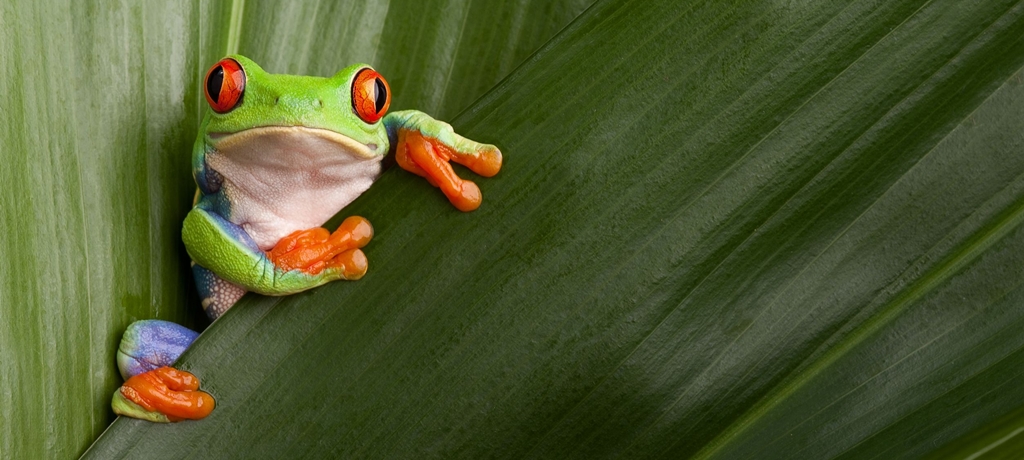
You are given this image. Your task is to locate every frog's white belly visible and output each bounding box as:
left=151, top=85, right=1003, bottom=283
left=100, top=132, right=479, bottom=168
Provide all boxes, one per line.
left=206, top=126, right=383, bottom=250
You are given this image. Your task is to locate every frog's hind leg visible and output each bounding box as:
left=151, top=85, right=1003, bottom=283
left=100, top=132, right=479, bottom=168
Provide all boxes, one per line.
left=117, top=320, right=199, bottom=379
left=192, top=262, right=247, bottom=320
left=114, top=322, right=215, bottom=422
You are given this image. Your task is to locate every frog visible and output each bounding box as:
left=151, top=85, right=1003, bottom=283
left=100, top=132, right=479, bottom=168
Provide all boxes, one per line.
left=111, top=55, right=502, bottom=422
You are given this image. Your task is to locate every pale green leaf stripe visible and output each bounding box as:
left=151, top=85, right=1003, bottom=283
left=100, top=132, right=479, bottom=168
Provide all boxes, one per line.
left=964, top=427, right=1024, bottom=460
left=225, top=0, right=245, bottom=56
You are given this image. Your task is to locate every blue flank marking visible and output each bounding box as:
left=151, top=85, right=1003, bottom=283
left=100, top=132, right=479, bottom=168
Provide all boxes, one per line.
left=194, top=195, right=262, bottom=253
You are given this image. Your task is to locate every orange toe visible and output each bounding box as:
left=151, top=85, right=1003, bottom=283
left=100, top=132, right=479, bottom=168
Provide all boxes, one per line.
left=449, top=180, right=482, bottom=212
left=328, top=248, right=368, bottom=280
left=472, top=146, right=503, bottom=178
left=332, top=216, right=374, bottom=249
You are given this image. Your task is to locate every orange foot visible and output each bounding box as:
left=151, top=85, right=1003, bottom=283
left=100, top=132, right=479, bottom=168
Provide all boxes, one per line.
left=395, top=130, right=502, bottom=212
left=117, top=366, right=214, bottom=421
left=267, top=216, right=373, bottom=277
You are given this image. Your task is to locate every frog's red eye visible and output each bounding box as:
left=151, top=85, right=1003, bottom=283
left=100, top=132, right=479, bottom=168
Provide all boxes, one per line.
left=351, top=68, right=390, bottom=123
left=204, top=58, right=245, bottom=114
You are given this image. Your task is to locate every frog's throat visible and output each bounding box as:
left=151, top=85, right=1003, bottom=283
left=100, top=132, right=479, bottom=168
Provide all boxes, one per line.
left=202, top=125, right=384, bottom=251
left=208, top=126, right=379, bottom=159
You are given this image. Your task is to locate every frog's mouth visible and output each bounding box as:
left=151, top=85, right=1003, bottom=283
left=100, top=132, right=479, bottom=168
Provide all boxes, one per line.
left=208, top=126, right=380, bottom=159
left=203, top=125, right=385, bottom=250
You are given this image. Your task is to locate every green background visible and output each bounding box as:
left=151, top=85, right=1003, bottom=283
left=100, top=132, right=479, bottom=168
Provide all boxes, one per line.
left=2, top=0, right=1024, bottom=458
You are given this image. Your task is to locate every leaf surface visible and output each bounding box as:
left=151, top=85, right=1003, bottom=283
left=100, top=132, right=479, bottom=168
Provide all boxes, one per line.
left=84, top=0, right=1024, bottom=458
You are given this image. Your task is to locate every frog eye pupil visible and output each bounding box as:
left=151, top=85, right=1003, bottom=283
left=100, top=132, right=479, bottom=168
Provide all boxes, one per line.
left=207, top=66, right=224, bottom=103
left=374, top=77, right=387, bottom=113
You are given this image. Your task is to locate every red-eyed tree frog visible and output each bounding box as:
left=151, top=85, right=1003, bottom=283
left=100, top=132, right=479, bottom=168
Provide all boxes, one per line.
left=111, top=55, right=502, bottom=422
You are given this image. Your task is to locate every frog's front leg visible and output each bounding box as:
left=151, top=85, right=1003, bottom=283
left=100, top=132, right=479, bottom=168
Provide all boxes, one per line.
left=384, top=110, right=502, bottom=211
left=182, top=206, right=372, bottom=302
left=189, top=213, right=372, bottom=319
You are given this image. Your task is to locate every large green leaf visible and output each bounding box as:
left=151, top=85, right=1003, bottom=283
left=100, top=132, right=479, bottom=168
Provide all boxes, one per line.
left=77, top=0, right=1024, bottom=458
left=0, top=1, right=590, bottom=458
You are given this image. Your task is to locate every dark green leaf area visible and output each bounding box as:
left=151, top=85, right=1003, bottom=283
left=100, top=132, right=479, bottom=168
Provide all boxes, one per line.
left=86, top=0, right=1024, bottom=458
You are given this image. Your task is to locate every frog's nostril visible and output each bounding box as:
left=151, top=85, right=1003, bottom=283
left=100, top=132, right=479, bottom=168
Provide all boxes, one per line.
left=274, top=96, right=280, bottom=105
left=316, top=99, right=323, bottom=108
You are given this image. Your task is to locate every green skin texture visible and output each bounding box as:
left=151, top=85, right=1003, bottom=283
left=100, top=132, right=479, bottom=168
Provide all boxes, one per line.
left=183, top=55, right=492, bottom=297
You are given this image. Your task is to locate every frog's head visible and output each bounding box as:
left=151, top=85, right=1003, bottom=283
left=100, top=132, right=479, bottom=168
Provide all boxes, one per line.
left=201, top=55, right=391, bottom=158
